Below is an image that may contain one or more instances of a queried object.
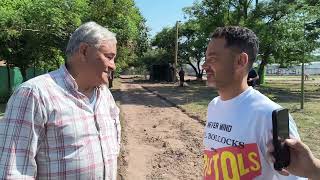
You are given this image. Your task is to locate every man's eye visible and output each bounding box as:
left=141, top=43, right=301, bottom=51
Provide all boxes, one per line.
left=206, top=58, right=215, bottom=62
left=105, top=55, right=114, bottom=60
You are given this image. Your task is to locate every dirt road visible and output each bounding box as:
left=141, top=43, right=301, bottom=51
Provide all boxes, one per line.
left=118, top=78, right=204, bottom=180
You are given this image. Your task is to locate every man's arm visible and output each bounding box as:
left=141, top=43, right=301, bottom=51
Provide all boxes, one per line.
left=0, top=86, right=45, bottom=179
left=248, top=70, right=259, bottom=81
left=252, top=74, right=259, bottom=81
left=284, top=138, right=320, bottom=180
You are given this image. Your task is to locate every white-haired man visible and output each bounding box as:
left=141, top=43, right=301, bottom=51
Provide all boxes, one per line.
left=0, top=22, right=121, bottom=179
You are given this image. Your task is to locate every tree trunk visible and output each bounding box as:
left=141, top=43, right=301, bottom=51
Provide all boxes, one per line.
left=33, top=61, right=36, bottom=78
left=244, top=0, right=249, bottom=19
left=196, top=58, right=203, bottom=80
left=187, top=61, right=198, bottom=75
left=20, top=67, right=27, bottom=82
left=6, top=63, right=11, bottom=95
left=196, top=70, right=203, bottom=81
left=258, top=55, right=269, bottom=85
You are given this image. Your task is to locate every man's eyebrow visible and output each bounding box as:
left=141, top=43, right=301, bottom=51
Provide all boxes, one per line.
left=206, top=52, right=218, bottom=56
left=103, top=52, right=116, bottom=56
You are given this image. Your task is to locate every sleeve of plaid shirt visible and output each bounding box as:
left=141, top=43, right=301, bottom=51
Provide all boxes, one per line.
left=0, top=86, right=46, bottom=179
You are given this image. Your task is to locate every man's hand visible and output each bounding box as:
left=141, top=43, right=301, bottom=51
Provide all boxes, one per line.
left=267, top=138, right=320, bottom=179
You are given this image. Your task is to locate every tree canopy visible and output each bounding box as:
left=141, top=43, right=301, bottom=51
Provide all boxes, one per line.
left=150, top=0, right=320, bottom=81
left=1, top=0, right=319, bottom=82
left=0, top=0, right=149, bottom=80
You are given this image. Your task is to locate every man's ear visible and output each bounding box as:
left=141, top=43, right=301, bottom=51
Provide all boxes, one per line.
left=79, top=42, right=89, bottom=59
left=236, top=52, right=249, bottom=70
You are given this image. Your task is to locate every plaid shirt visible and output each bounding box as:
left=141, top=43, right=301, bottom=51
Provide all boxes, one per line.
left=0, top=65, right=120, bottom=179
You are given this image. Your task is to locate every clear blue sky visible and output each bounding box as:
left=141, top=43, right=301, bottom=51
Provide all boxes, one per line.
left=134, top=0, right=196, bottom=37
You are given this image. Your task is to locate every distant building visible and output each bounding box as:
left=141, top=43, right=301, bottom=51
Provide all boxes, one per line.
left=266, top=62, right=320, bottom=75
left=178, top=61, right=320, bottom=77
left=150, top=63, right=174, bottom=82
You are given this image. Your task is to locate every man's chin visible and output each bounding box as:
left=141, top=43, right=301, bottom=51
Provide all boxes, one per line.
left=97, top=78, right=109, bottom=86
left=102, top=80, right=109, bottom=85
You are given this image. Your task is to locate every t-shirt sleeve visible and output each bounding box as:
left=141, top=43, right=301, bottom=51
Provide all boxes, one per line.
left=288, top=114, right=300, bottom=140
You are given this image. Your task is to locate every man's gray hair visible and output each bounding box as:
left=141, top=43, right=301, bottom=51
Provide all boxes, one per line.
left=66, top=21, right=117, bottom=58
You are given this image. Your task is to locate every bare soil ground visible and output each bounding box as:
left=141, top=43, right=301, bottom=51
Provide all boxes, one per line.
left=118, top=78, right=204, bottom=180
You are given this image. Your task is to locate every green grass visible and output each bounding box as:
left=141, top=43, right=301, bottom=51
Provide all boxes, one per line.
left=134, top=75, right=320, bottom=158
left=140, top=80, right=216, bottom=122
left=261, top=75, right=320, bottom=156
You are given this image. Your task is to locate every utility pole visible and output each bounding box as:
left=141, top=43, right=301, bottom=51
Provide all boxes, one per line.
left=300, top=58, right=305, bottom=110
left=300, top=22, right=306, bottom=110
left=173, top=21, right=180, bottom=82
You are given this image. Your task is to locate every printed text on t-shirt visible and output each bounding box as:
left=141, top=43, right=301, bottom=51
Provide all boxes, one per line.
left=204, top=143, right=262, bottom=180
left=207, top=122, right=232, bottom=132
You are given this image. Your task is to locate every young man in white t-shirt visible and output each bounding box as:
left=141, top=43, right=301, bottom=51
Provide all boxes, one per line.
left=202, top=26, right=306, bottom=180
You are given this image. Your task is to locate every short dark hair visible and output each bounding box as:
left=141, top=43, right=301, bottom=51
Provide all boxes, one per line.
left=211, top=26, right=259, bottom=70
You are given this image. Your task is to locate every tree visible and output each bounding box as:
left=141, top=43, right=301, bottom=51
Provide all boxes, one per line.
left=178, top=21, right=207, bottom=79
left=248, top=0, right=320, bottom=83
left=0, top=0, right=149, bottom=80
left=178, top=0, right=320, bottom=83
left=151, top=27, right=176, bottom=63
left=88, top=0, right=149, bottom=74
left=177, top=0, right=242, bottom=80
left=0, top=0, right=88, bottom=80
left=138, top=48, right=172, bottom=71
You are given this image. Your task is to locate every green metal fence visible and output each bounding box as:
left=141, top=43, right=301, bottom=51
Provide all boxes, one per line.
left=0, top=67, right=47, bottom=102
left=26, top=68, right=47, bottom=80
left=0, top=67, right=23, bottom=102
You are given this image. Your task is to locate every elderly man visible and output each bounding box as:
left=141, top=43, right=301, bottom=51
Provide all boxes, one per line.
left=0, top=22, right=120, bottom=179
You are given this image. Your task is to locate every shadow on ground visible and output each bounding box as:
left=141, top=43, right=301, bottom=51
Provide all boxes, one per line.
left=119, top=77, right=318, bottom=108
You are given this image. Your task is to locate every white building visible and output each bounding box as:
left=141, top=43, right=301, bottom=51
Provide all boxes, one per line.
left=266, top=62, right=320, bottom=75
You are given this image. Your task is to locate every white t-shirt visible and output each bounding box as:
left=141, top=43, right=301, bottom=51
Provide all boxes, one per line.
left=203, top=87, right=306, bottom=180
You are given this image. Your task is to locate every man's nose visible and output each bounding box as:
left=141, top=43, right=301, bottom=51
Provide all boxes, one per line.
left=107, top=60, right=116, bottom=71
